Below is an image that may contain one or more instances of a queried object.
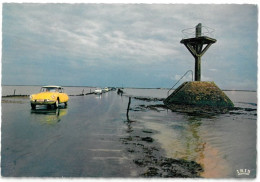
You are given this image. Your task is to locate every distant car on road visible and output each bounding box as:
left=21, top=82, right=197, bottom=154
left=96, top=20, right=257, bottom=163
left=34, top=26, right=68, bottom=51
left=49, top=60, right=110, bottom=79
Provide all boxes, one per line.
left=30, top=86, right=69, bottom=109
left=94, top=88, right=103, bottom=94
left=103, top=87, right=110, bottom=92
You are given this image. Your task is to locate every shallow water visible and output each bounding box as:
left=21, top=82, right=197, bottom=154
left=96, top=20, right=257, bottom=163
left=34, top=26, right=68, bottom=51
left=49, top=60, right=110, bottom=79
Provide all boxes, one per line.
left=128, top=89, right=257, bottom=178
left=131, top=106, right=256, bottom=178
left=1, top=91, right=138, bottom=177
left=1, top=86, right=257, bottom=178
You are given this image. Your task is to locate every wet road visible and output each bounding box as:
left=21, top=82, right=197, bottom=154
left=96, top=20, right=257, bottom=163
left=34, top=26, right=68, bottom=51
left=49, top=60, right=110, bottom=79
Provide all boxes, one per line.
left=1, top=92, right=138, bottom=177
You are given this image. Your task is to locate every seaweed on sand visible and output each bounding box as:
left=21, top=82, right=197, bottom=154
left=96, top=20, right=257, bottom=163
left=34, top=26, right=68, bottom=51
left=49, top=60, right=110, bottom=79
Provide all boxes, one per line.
left=120, top=129, right=203, bottom=178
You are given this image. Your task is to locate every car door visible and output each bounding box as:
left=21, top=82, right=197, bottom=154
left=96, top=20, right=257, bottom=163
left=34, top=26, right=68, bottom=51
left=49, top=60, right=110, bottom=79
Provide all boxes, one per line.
left=58, top=88, right=69, bottom=103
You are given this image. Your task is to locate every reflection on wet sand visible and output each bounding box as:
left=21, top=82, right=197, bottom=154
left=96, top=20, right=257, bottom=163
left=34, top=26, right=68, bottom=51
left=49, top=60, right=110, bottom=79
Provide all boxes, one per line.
left=199, top=143, right=231, bottom=178
left=184, top=116, right=231, bottom=178
left=31, top=107, right=68, bottom=125
left=142, top=114, right=231, bottom=178
left=122, top=111, right=203, bottom=177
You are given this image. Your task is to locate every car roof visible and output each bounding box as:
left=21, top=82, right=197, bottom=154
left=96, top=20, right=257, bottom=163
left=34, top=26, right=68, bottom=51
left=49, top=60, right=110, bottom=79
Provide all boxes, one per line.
left=42, top=85, right=62, bottom=88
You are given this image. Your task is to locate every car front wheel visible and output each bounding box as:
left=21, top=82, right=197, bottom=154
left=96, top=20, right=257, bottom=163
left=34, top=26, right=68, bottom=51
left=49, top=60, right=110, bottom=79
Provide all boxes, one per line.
left=31, top=103, right=36, bottom=110
left=54, top=100, right=59, bottom=108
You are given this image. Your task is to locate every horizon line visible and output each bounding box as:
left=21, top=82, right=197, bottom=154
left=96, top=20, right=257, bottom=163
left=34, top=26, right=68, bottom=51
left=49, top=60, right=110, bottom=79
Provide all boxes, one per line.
left=1, top=84, right=257, bottom=92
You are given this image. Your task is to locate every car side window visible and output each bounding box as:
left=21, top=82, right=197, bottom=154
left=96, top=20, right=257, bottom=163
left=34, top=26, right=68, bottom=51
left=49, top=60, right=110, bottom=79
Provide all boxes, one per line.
left=41, top=88, right=48, bottom=92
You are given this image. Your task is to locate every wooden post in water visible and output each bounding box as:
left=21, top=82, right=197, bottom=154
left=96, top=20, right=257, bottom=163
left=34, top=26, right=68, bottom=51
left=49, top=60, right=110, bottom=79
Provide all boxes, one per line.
left=126, top=97, right=131, bottom=121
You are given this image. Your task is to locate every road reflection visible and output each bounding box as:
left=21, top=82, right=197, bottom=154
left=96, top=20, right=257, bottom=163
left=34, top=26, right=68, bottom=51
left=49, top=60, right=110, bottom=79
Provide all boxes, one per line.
left=30, top=107, right=68, bottom=125
left=95, top=94, right=102, bottom=99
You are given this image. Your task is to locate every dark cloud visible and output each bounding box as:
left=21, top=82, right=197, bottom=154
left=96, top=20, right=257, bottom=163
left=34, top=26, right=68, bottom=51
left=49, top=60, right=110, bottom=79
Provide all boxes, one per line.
left=2, top=4, right=257, bottom=89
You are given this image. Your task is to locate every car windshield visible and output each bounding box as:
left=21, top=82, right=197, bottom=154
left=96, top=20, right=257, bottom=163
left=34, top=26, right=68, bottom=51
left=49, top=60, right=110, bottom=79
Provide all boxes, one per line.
left=41, top=87, right=62, bottom=93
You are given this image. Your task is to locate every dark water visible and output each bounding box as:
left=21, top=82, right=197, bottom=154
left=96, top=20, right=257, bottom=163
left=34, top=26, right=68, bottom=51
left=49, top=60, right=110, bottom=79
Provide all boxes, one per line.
left=1, top=86, right=257, bottom=178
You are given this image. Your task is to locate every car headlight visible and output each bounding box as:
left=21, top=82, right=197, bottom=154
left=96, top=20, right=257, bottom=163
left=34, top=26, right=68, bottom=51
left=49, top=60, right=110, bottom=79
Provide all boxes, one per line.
left=51, top=95, right=55, bottom=99
left=30, top=95, right=33, bottom=99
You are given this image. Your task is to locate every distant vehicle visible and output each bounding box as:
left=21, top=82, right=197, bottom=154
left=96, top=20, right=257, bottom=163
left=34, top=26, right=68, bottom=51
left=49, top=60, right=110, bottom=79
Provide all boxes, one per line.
left=94, top=88, right=103, bottom=94
left=30, top=86, right=69, bottom=109
left=103, top=87, right=110, bottom=92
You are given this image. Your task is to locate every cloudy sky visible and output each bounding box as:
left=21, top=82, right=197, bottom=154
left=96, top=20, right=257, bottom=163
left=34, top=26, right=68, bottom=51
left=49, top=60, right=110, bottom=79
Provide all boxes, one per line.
left=1, top=3, right=258, bottom=89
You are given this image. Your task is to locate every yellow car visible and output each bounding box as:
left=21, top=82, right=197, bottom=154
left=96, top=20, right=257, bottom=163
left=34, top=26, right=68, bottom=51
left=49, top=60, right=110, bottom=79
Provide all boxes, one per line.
left=30, top=86, right=69, bottom=109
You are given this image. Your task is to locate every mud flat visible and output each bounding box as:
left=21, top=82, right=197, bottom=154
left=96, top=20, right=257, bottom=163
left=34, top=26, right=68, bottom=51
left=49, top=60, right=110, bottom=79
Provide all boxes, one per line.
left=121, top=96, right=205, bottom=177
left=120, top=122, right=203, bottom=177
left=133, top=94, right=255, bottom=117
left=2, top=95, right=29, bottom=98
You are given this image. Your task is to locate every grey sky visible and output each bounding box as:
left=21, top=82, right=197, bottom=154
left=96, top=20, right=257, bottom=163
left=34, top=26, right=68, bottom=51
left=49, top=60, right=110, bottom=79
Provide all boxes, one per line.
left=2, top=3, right=258, bottom=89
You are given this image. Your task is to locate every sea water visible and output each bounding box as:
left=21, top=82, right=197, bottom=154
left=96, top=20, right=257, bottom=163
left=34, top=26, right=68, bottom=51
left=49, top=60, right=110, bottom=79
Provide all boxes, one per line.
left=1, top=86, right=257, bottom=178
